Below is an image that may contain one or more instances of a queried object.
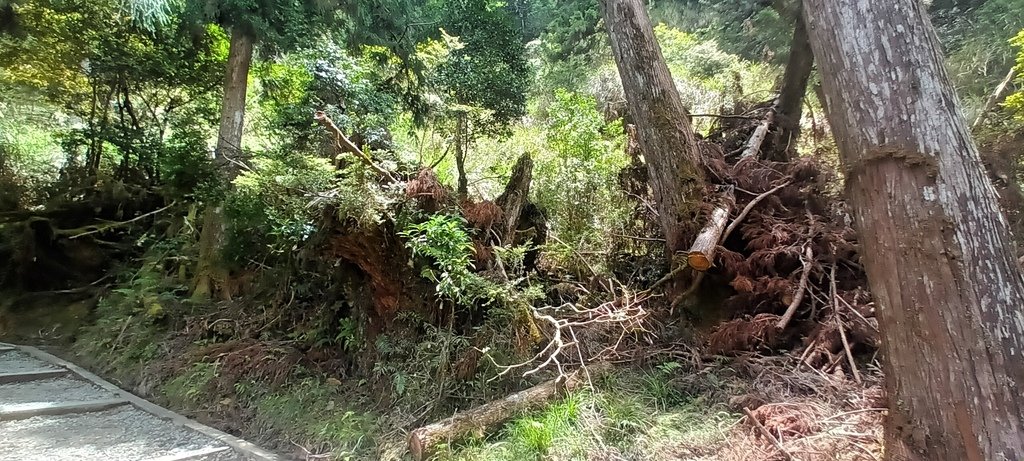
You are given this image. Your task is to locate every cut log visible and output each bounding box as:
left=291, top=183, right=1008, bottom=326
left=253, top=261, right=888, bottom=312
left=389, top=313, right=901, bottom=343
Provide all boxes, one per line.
left=739, top=109, right=775, bottom=160
left=408, top=363, right=609, bottom=461
left=686, top=187, right=735, bottom=271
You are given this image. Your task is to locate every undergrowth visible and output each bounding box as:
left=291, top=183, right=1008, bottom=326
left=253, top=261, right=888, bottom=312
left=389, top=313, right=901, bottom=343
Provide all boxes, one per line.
left=436, top=364, right=740, bottom=461
left=236, top=376, right=377, bottom=460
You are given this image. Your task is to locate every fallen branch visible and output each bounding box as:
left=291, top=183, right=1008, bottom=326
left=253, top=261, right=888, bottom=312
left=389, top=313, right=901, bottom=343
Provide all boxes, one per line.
left=408, top=362, right=612, bottom=461
left=484, top=287, right=649, bottom=380
left=743, top=406, right=795, bottom=461
left=59, top=201, right=177, bottom=240
left=687, top=187, right=735, bottom=271
left=972, top=67, right=1017, bottom=130
left=648, top=265, right=687, bottom=292
left=776, top=243, right=813, bottom=330
left=721, top=180, right=792, bottom=243
left=314, top=111, right=397, bottom=182
left=670, top=271, right=705, bottom=312
left=832, top=264, right=862, bottom=383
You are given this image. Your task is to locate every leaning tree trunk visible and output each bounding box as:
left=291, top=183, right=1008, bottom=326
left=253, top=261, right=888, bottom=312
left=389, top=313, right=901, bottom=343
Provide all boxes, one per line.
left=599, top=0, right=705, bottom=260
left=803, top=1, right=1024, bottom=459
left=455, top=113, right=469, bottom=201
left=193, top=27, right=254, bottom=300
left=771, top=11, right=813, bottom=161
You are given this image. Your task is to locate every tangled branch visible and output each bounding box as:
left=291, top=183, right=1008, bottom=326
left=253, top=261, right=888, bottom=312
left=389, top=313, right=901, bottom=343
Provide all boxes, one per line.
left=482, top=284, right=652, bottom=381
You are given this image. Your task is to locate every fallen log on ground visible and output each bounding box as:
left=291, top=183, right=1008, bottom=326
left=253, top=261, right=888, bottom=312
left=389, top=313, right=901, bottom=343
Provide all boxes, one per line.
left=686, top=187, right=735, bottom=271
left=739, top=109, right=775, bottom=160
left=408, top=362, right=611, bottom=461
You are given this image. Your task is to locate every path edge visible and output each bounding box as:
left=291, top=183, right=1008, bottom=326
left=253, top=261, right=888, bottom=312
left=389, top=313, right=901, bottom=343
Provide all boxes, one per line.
left=9, top=344, right=280, bottom=461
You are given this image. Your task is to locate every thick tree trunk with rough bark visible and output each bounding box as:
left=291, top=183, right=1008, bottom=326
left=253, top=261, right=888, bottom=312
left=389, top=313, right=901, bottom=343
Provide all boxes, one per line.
left=194, top=28, right=254, bottom=300
left=599, top=0, right=705, bottom=258
left=803, top=1, right=1024, bottom=459
left=772, top=12, right=813, bottom=160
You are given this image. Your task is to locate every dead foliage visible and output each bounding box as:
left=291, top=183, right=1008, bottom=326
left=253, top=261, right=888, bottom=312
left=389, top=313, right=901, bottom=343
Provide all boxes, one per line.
left=191, top=339, right=303, bottom=392
left=672, top=111, right=877, bottom=369
left=405, top=168, right=448, bottom=211
left=708, top=313, right=786, bottom=354
left=461, top=199, right=503, bottom=231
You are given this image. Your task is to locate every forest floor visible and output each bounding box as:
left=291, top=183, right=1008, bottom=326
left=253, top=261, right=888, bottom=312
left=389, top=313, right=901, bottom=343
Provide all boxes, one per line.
left=1, top=295, right=884, bottom=461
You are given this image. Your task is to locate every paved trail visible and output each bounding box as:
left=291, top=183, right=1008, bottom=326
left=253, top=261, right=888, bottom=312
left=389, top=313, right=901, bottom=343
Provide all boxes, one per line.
left=0, top=343, right=279, bottom=461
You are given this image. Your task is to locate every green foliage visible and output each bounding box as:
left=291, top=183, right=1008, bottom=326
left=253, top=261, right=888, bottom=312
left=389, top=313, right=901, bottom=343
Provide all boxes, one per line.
left=399, top=213, right=485, bottom=303
left=255, top=43, right=401, bottom=152
left=0, top=0, right=225, bottom=194
left=163, top=361, right=220, bottom=407
left=75, top=247, right=186, bottom=376
left=534, top=89, right=628, bottom=270
left=224, top=153, right=338, bottom=264
left=1004, top=29, right=1024, bottom=120
left=434, top=0, right=531, bottom=131
left=439, top=366, right=737, bottom=461
left=373, top=318, right=472, bottom=404
left=237, top=376, right=376, bottom=459
left=652, top=0, right=794, bottom=66
left=0, top=103, right=63, bottom=208
left=933, top=0, right=1024, bottom=110
left=534, top=0, right=605, bottom=90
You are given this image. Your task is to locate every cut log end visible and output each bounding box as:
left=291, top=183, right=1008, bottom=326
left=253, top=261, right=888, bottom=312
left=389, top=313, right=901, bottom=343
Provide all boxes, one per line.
left=687, top=252, right=713, bottom=272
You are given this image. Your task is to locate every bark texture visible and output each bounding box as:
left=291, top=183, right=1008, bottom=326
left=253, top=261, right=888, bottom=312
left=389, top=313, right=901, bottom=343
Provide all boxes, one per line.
left=803, top=1, right=1024, bottom=459
left=194, top=28, right=254, bottom=299
left=214, top=28, right=254, bottom=180
left=599, top=0, right=705, bottom=257
left=773, top=12, right=813, bottom=160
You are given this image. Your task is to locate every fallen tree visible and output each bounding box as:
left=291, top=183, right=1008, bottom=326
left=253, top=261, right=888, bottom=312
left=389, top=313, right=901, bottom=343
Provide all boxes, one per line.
left=408, top=363, right=611, bottom=461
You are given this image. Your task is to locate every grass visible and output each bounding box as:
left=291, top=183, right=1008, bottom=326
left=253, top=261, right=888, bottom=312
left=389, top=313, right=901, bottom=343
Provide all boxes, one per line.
left=236, top=377, right=377, bottom=460
left=437, top=364, right=740, bottom=461
left=163, top=361, right=220, bottom=407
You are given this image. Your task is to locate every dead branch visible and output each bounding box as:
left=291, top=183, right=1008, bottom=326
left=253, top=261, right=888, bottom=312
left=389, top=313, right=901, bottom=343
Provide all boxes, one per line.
left=776, top=243, right=813, bottom=330
left=482, top=285, right=650, bottom=380
left=721, top=180, right=792, bottom=243
left=314, top=111, right=397, bottom=182
left=57, top=201, right=177, bottom=239
left=833, top=264, right=862, bottom=383
left=670, top=271, right=705, bottom=312
left=743, top=406, right=795, bottom=461
left=973, top=67, right=1017, bottom=129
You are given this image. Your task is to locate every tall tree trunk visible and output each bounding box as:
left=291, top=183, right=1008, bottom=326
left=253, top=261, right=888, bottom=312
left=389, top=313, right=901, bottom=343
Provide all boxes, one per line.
left=598, top=0, right=705, bottom=259
left=772, top=11, right=813, bottom=161
left=803, top=1, right=1024, bottom=459
left=193, top=27, right=254, bottom=300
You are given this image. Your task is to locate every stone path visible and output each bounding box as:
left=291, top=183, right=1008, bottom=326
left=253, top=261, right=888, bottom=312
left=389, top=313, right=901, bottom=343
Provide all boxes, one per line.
left=0, top=343, right=279, bottom=461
